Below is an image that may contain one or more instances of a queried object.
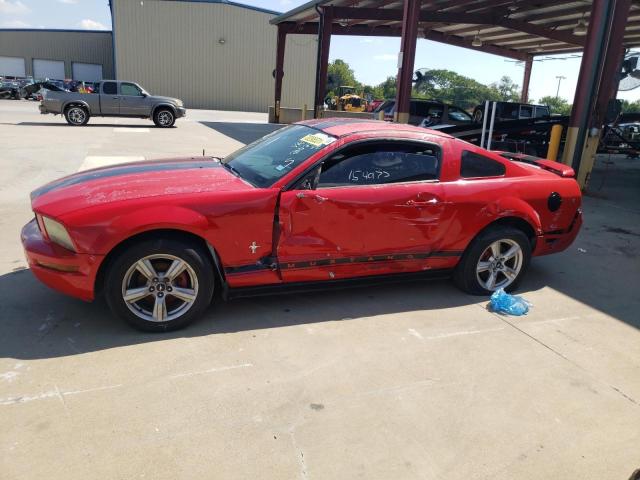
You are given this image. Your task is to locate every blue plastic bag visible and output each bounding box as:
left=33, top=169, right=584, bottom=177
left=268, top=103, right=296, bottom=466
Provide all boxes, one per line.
left=489, top=288, right=531, bottom=316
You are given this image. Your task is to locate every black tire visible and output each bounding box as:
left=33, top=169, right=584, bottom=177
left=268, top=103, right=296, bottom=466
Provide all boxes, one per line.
left=104, top=238, right=215, bottom=332
left=453, top=226, right=531, bottom=295
left=64, top=105, right=90, bottom=126
left=153, top=108, right=175, bottom=128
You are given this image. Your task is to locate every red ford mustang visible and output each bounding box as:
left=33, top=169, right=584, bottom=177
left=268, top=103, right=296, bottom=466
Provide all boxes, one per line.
left=21, top=119, right=582, bottom=331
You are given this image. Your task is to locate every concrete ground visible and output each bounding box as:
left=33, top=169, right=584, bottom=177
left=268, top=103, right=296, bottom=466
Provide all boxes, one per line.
left=1, top=101, right=639, bottom=479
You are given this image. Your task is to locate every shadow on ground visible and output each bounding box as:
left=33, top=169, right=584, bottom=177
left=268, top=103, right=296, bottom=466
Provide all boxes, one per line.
left=200, top=121, right=284, bottom=144
left=1, top=155, right=638, bottom=360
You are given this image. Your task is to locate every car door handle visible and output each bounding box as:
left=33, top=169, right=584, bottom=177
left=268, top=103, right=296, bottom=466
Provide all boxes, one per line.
left=296, top=192, right=327, bottom=203
left=112, top=96, right=119, bottom=99
left=407, top=198, right=439, bottom=206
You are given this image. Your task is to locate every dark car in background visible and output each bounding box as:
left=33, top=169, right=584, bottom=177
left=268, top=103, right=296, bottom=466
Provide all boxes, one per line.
left=0, top=81, right=21, bottom=99
left=373, top=99, right=473, bottom=126
left=472, top=102, right=551, bottom=123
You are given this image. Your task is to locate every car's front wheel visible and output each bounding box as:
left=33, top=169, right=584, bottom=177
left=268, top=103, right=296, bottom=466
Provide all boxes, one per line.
left=453, top=226, right=531, bottom=295
left=153, top=108, right=175, bottom=127
left=105, top=238, right=215, bottom=331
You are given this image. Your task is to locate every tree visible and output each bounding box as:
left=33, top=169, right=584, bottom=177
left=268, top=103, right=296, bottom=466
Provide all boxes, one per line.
left=327, top=59, right=359, bottom=97
left=620, top=99, right=640, bottom=113
left=411, top=69, right=501, bottom=110
left=537, top=95, right=573, bottom=116
left=377, top=76, right=397, bottom=99
left=490, top=76, right=520, bottom=102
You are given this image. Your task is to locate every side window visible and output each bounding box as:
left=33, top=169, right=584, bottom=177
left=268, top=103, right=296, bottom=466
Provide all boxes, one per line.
left=460, top=150, right=506, bottom=178
left=535, top=106, right=549, bottom=118
left=501, top=104, right=519, bottom=119
left=447, top=106, right=472, bottom=122
left=520, top=105, right=533, bottom=118
left=317, top=142, right=440, bottom=188
left=102, top=82, right=117, bottom=95
left=120, top=83, right=142, bottom=96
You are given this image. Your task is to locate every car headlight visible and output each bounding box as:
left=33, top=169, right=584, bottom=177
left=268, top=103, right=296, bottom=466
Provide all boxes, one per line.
left=40, top=215, right=76, bottom=252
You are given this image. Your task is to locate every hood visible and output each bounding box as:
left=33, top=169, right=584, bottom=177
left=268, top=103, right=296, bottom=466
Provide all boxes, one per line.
left=31, top=157, right=251, bottom=218
left=149, top=95, right=182, bottom=106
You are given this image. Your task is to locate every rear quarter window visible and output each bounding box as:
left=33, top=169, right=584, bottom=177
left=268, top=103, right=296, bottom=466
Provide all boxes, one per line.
left=460, top=150, right=506, bottom=178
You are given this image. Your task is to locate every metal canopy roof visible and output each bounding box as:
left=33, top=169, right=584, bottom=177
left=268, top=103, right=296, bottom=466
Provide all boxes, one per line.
left=271, top=0, right=640, bottom=59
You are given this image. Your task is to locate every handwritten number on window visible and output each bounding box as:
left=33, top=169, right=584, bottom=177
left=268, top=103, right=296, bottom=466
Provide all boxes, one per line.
left=348, top=169, right=390, bottom=183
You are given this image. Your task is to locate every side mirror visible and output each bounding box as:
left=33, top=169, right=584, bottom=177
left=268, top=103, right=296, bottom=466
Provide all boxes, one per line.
left=300, top=178, right=314, bottom=190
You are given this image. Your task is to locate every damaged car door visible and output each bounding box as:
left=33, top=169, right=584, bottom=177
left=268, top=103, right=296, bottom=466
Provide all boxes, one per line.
left=277, top=139, right=449, bottom=283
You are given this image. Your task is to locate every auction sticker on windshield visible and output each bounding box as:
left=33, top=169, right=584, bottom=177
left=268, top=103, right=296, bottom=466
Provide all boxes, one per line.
left=300, top=133, right=336, bottom=147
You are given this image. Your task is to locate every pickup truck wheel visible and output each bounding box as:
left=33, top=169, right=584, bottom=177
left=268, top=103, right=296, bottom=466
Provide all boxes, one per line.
left=153, top=108, right=175, bottom=128
left=65, top=106, right=90, bottom=126
left=453, top=226, right=531, bottom=295
left=105, top=238, right=215, bottom=332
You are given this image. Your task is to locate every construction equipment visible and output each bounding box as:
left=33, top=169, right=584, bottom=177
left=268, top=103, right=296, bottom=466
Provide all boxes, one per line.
left=326, top=85, right=368, bottom=112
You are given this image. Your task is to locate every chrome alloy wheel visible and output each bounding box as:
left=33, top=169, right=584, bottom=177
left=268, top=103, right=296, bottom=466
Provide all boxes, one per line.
left=68, top=107, right=86, bottom=124
left=157, top=111, right=174, bottom=126
left=475, top=239, right=523, bottom=291
left=121, top=254, right=199, bottom=323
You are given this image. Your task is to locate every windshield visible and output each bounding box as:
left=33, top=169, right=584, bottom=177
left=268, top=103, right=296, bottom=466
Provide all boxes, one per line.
left=223, top=125, right=336, bottom=187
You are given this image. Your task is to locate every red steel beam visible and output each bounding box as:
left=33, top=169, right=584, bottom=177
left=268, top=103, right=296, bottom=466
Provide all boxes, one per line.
left=395, top=0, right=421, bottom=123
left=329, top=7, right=585, bottom=45
left=274, top=24, right=286, bottom=123
left=594, top=0, right=632, bottom=126
left=521, top=56, right=532, bottom=103
left=314, top=6, right=333, bottom=117
left=423, top=29, right=530, bottom=60
left=281, top=20, right=529, bottom=60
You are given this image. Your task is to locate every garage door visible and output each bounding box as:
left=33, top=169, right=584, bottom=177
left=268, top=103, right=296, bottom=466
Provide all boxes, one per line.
left=0, top=56, right=26, bottom=77
left=33, top=59, right=65, bottom=80
left=72, top=62, right=103, bottom=82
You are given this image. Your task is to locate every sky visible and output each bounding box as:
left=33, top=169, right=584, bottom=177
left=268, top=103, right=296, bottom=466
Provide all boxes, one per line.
left=1, top=0, right=638, bottom=103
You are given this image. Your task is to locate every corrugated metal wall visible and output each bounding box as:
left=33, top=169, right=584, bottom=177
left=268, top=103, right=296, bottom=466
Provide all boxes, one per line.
left=112, top=0, right=317, bottom=112
left=0, top=30, right=114, bottom=79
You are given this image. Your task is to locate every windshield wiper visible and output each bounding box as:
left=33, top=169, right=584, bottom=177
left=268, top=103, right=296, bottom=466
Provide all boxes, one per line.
left=222, top=162, right=241, bottom=178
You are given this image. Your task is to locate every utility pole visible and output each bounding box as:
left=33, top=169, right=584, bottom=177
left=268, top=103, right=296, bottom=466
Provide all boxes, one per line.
left=555, top=75, right=566, bottom=99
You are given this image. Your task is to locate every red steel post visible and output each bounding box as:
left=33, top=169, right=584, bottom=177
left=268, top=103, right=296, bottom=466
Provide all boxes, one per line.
left=394, top=0, right=421, bottom=123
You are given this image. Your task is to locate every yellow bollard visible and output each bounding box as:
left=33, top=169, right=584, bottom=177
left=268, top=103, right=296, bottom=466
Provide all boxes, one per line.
left=301, top=104, right=307, bottom=121
left=547, top=124, right=563, bottom=161
left=377, top=110, right=384, bottom=121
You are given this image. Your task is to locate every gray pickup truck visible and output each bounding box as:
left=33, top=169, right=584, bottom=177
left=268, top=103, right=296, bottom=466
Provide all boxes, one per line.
left=39, top=80, right=186, bottom=127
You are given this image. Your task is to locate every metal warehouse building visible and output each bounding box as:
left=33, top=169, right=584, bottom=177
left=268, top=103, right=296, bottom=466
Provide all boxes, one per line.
left=0, top=0, right=317, bottom=113
left=0, top=29, right=114, bottom=81
left=110, top=0, right=317, bottom=112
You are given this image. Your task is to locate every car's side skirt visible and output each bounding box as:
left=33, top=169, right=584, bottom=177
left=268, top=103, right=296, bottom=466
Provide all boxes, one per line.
left=224, top=268, right=453, bottom=300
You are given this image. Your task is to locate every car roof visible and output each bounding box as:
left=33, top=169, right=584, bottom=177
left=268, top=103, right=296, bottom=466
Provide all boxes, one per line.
left=298, top=118, right=454, bottom=139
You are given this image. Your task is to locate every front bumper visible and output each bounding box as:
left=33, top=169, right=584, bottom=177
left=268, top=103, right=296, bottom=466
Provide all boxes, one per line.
left=176, top=107, right=187, bottom=118
left=21, top=219, right=104, bottom=301
left=533, top=209, right=583, bottom=256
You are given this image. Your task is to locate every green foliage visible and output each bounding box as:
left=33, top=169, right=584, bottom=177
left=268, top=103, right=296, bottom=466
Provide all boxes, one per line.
left=620, top=99, right=640, bottom=113
left=377, top=76, right=397, bottom=99
left=411, top=69, right=505, bottom=110
left=490, top=76, right=521, bottom=102
left=327, top=59, right=359, bottom=97
left=537, top=95, right=573, bottom=116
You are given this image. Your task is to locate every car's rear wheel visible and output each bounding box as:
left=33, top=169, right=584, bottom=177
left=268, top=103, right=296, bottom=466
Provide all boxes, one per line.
left=65, top=106, right=90, bottom=126
left=105, top=238, right=214, bottom=331
left=153, top=108, right=175, bottom=127
left=453, top=226, right=531, bottom=295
